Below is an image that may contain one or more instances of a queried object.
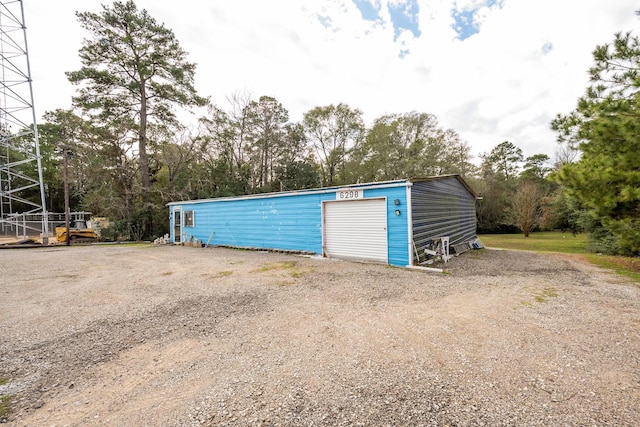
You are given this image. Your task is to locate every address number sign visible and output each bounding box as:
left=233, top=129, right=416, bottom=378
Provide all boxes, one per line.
left=336, top=189, right=363, bottom=200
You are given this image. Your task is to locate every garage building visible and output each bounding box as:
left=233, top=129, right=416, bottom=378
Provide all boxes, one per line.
left=167, top=174, right=478, bottom=266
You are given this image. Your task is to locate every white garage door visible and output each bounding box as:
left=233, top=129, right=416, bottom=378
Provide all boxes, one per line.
left=323, top=198, right=388, bottom=263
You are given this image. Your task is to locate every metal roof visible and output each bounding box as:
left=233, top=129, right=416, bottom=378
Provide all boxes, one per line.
left=410, top=174, right=478, bottom=199
left=167, top=174, right=476, bottom=206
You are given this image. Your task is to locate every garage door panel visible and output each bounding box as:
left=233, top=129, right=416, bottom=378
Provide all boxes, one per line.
left=324, top=198, right=388, bottom=262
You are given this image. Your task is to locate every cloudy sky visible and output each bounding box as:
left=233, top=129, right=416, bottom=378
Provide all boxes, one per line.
left=21, top=0, right=639, bottom=162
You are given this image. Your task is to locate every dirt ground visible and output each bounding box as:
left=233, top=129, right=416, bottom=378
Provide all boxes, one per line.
left=1, top=244, right=639, bottom=426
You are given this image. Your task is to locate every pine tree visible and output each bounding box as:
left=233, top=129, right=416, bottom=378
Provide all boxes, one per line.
left=67, top=1, right=207, bottom=196
left=552, top=31, right=640, bottom=254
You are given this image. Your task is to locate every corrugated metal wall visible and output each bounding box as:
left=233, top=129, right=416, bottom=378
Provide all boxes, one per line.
left=169, top=182, right=412, bottom=266
left=167, top=179, right=481, bottom=267
left=410, top=176, right=477, bottom=263
left=363, top=185, right=410, bottom=266
left=173, top=192, right=333, bottom=254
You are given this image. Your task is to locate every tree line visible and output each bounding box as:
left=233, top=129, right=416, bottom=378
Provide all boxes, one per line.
left=5, top=1, right=640, bottom=255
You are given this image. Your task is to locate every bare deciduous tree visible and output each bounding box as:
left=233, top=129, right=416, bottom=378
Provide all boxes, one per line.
left=511, top=181, right=544, bottom=237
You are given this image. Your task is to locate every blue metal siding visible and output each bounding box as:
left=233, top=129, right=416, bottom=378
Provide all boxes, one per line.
left=363, top=186, right=410, bottom=266
left=174, top=192, right=336, bottom=253
left=169, top=181, right=411, bottom=266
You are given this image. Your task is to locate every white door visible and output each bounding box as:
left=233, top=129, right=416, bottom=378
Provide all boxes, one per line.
left=323, top=198, right=388, bottom=263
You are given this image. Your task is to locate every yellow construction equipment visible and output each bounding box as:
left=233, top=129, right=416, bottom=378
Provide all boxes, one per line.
left=55, top=219, right=99, bottom=244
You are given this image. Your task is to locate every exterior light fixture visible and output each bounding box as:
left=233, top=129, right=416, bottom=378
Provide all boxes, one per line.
left=395, top=209, right=401, bottom=216
left=394, top=199, right=400, bottom=205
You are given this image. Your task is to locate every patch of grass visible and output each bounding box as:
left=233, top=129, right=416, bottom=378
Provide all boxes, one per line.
left=258, top=261, right=297, bottom=272
left=534, top=287, right=558, bottom=303
left=480, top=232, right=640, bottom=284
left=112, top=242, right=155, bottom=248
left=521, top=287, right=559, bottom=307
left=0, top=377, right=6, bottom=386
left=201, top=270, right=234, bottom=279
left=0, top=394, right=12, bottom=419
left=256, top=261, right=296, bottom=273
left=161, top=271, right=173, bottom=276
left=214, top=270, right=233, bottom=278
left=583, top=254, right=640, bottom=283
left=255, top=261, right=308, bottom=279
left=479, top=232, right=587, bottom=254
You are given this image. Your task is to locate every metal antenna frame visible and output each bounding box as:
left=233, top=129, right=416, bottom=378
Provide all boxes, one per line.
left=0, top=0, right=48, bottom=243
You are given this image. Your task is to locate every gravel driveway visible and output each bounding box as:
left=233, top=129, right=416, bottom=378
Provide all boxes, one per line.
left=1, top=244, right=639, bottom=426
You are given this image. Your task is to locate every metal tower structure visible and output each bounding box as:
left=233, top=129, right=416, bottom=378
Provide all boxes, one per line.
left=0, top=0, right=48, bottom=243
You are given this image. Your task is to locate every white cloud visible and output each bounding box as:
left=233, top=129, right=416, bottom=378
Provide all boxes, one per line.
left=21, top=0, right=640, bottom=163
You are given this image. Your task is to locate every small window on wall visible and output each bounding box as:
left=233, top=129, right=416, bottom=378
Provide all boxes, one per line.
left=184, top=210, right=195, bottom=227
